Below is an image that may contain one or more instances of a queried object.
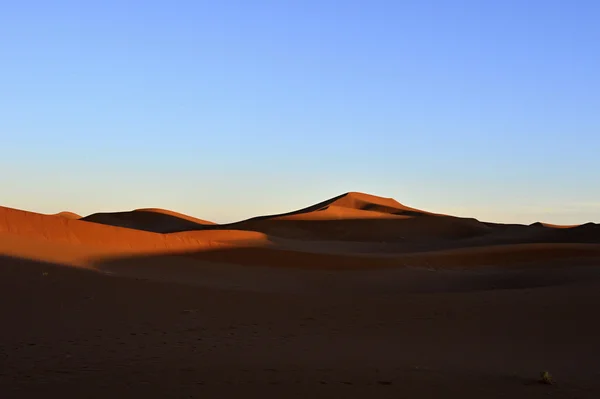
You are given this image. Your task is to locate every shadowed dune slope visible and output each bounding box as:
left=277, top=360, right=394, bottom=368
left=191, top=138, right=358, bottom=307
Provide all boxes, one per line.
left=94, top=243, right=600, bottom=275
left=229, top=216, right=494, bottom=241
left=81, top=208, right=215, bottom=233
left=135, top=208, right=216, bottom=225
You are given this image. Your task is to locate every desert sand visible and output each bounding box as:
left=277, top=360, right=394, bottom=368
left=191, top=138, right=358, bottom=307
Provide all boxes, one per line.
left=1, top=192, right=600, bottom=398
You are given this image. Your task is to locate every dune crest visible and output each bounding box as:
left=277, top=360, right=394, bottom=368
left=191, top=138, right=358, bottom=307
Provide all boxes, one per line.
left=52, top=211, right=82, bottom=219
left=220, top=192, right=490, bottom=241
left=232, top=192, right=436, bottom=223
left=319, top=191, right=436, bottom=215
left=81, top=208, right=215, bottom=233
left=135, top=208, right=215, bottom=225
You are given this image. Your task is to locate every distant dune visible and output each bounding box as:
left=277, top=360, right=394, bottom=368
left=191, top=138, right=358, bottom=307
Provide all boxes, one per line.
left=135, top=208, right=216, bottom=225
left=220, top=192, right=498, bottom=241
left=1, top=192, right=598, bottom=267
left=52, top=211, right=82, bottom=219
left=81, top=208, right=215, bottom=233
left=0, top=205, right=266, bottom=267
left=233, top=191, right=439, bottom=221
left=530, top=221, right=580, bottom=229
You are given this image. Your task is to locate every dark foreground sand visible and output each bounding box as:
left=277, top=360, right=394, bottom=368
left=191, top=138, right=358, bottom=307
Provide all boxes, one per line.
left=1, top=192, right=599, bottom=398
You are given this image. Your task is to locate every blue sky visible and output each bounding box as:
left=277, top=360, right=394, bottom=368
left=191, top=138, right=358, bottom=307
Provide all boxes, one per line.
left=1, top=0, right=598, bottom=224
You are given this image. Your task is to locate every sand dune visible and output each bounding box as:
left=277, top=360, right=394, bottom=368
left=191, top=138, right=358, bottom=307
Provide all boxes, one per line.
left=52, top=211, right=82, bottom=219
left=135, top=208, right=216, bottom=225
left=2, top=192, right=599, bottom=267
left=213, top=192, right=485, bottom=241
left=0, top=205, right=266, bottom=267
left=232, top=191, right=438, bottom=222
left=222, top=192, right=598, bottom=243
left=530, top=222, right=577, bottom=228
left=81, top=208, right=215, bottom=233
left=1, top=192, right=600, bottom=397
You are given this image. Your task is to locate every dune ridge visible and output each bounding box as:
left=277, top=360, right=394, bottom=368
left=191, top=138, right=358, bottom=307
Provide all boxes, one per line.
left=135, top=208, right=216, bottom=224
left=81, top=208, right=215, bottom=233
left=1, top=192, right=599, bottom=273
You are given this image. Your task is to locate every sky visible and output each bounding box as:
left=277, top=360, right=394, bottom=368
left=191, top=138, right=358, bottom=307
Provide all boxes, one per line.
left=1, top=0, right=599, bottom=225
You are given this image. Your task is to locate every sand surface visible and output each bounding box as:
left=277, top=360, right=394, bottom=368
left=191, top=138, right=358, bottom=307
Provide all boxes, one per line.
left=1, top=192, right=600, bottom=398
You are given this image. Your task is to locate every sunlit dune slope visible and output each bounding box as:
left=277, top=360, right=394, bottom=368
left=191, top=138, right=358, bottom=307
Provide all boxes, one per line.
left=52, top=211, right=82, bottom=219
left=0, top=205, right=269, bottom=266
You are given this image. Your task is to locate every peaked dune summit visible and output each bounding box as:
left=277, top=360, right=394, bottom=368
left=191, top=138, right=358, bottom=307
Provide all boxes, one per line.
left=232, top=192, right=438, bottom=224
left=223, top=192, right=489, bottom=241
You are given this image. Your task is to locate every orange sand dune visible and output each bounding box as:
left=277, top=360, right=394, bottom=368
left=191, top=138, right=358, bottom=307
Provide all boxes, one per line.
left=218, top=193, right=599, bottom=244
left=230, top=214, right=493, bottom=241
left=1, top=190, right=599, bottom=272
left=530, top=221, right=580, bottom=229
left=52, top=211, right=82, bottom=219
left=221, top=192, right=492, bottom=241
left=0, top=205, right=267, bottom=267
left=320, top=191, right=442, bottom=216
left=233, top=192, right=439, bottom=223
left=135, top=207, right=216, bottom=225
left=81, top=208, right=214, bottom=233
